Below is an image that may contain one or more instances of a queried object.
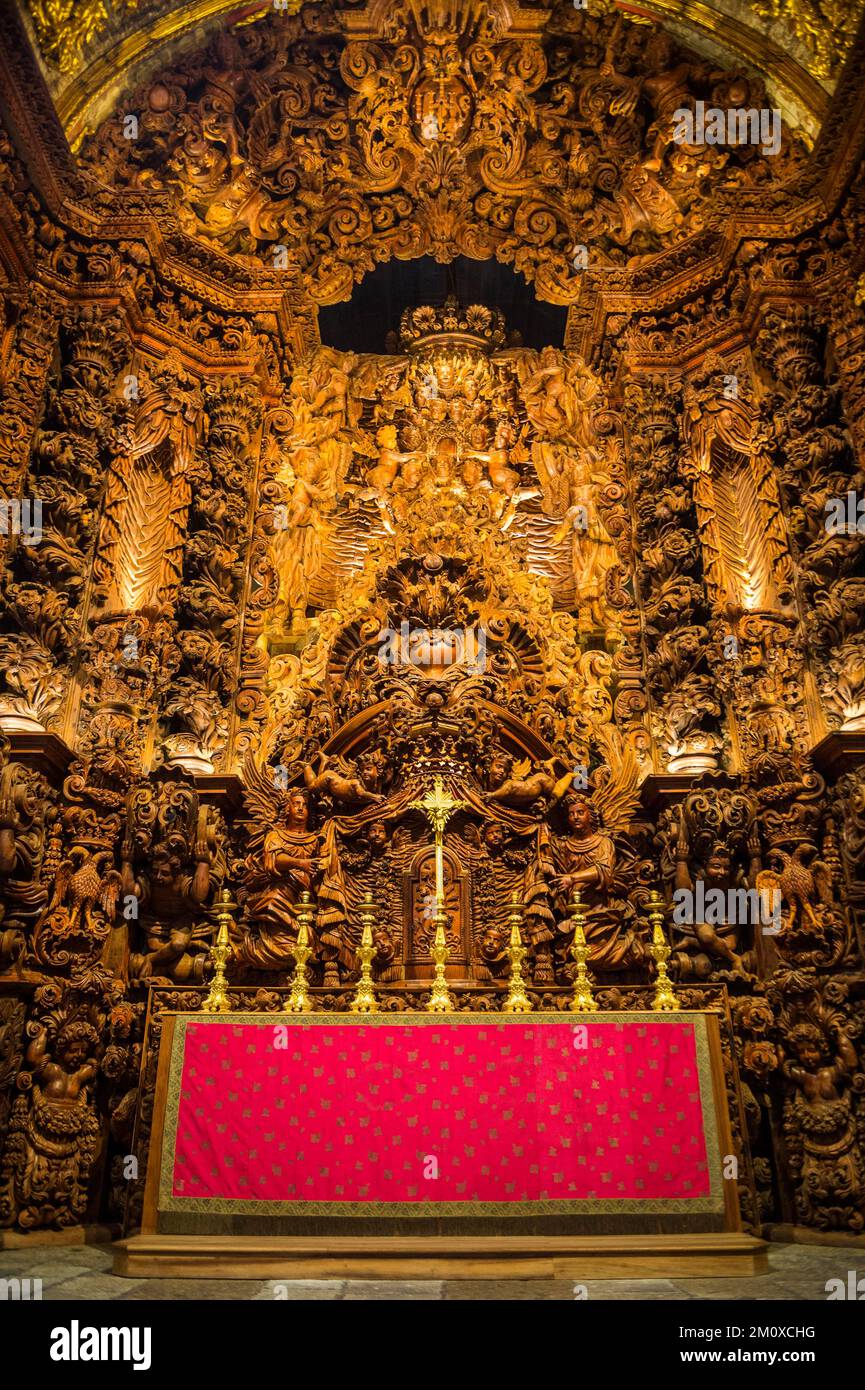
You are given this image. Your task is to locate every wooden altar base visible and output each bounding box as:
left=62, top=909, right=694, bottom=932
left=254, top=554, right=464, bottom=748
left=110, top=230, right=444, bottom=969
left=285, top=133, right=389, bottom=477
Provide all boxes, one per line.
left=114, top=1232, right=767, bottom=1280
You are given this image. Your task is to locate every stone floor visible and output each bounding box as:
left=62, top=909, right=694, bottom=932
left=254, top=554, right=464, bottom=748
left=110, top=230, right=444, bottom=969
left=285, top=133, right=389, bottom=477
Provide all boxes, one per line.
left=0, top=1240, right=858, bottom=1299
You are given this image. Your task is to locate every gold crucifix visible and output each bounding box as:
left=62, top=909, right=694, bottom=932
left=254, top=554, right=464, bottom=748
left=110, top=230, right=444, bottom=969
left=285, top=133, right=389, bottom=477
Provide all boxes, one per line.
left=410, top=776, right=466, bottom=903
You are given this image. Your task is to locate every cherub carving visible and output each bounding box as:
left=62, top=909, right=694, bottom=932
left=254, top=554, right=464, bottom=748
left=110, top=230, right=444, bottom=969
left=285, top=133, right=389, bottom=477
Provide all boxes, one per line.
left=0, top=1021, right=101, bottom=1230
left=303, top=751, right=384, bottom=807
left=124, top=804, right=217, bottom=984
left=781, top=1015, right=865, bottom=1231
left=671, top=814, right=761, bottom=976
left=486, top=754, right=569, bottom=813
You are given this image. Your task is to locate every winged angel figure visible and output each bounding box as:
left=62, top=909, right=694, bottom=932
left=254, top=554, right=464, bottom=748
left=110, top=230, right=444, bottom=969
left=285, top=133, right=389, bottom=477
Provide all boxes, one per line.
left=235, top=755, right=345, bottom=975
left=541, top=727, right=647, bottom=976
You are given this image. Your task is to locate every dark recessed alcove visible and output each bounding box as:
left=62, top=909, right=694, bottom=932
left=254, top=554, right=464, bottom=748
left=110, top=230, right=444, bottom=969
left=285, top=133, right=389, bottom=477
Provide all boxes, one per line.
left=317, top=255, right=567, bottom=353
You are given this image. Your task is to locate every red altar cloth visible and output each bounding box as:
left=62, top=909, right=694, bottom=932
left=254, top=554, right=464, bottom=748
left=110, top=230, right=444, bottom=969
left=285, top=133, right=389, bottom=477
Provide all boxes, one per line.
left=164, top=1016, right=716, bottom=1214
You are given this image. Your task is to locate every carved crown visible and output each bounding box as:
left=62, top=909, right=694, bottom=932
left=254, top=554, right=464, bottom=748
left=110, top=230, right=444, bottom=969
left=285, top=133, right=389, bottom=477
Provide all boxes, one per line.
left=399, top=296, right=507, bottom=355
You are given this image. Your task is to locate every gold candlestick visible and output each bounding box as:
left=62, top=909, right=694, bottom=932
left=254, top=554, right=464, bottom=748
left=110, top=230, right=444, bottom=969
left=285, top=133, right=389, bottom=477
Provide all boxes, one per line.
left=425, top=899, right=453, bottom=1012
left=503, top=893, right=532, bottom=1013
left=284, top=890, right=314, bottom=1013
left=648, top=889, right=679, bottom=1011
left=568, top=891, right=598, bottom=1013
left=201, top=887, right=236, bottom=1013
left=349, top=892, right=379, bottom=1014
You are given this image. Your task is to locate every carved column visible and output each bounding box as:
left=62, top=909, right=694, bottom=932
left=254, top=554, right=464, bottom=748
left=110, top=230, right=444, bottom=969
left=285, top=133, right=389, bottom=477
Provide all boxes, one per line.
left=756, top=305, right=865, bottom=740
left=623, top=373, right=724, bottom=774
left=165, top=376, right=262, bottom=774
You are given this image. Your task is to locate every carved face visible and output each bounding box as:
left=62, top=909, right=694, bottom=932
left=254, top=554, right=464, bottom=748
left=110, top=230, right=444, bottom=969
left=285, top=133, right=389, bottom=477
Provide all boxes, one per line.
left=376, top=424, right=397, bottom=449
left=152, top=849, right=181, bottom=884
left=288, top=791, right=309, bottom=826
left=368, top=821, right=387, bottom=850
left=706, top=850, right=731, bottom=883
left=358, top=753, right=379, bottom=782
left=793, top=1036, right=825, bottom=1069
left=567, top=796, right=594, bottom=835
left=483, top=821, right=505, bottom=852
left=60, top=1037, right=89, bottom=1067
left=489, top=754, right=511, bottom=787
left=645, top=30, right=674, bottom=69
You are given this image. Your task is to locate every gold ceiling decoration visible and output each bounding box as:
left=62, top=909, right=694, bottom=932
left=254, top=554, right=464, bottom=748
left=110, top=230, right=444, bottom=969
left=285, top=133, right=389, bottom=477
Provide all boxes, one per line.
left=750, top=0, right=861, bottom=79
left=27, top=0, right=147, bottom=76
left=18, top=0, right=861, bottom=147
left=75, top=2, right=812, bottom=300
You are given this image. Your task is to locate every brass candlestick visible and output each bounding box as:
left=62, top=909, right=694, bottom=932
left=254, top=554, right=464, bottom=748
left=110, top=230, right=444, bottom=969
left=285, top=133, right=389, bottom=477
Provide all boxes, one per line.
left=648, top=889, right=679, bottom=1011
left=349, top=892, right=378, bottom=1014
left=568, top=890, right=598, bottom=1013
left=425, top=899, right=453, bottom=1012
left=284, top=890, right=314, bottom=1013
left=201, top=887, right=236, bottom=1013
left=503, top=894, right=532, bottom=1013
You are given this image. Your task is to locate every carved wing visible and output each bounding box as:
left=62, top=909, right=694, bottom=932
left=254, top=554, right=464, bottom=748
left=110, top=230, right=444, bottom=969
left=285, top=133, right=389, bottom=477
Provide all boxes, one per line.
left=241, top=751, right=286, bottom=825
left=512, top=757, right=531, bottom=779
left=116, top=452, right=173, bottom=611
left=592, top=726, right=642, bottom=834
left=810, top=858, right=833, bottom=906
left=756, top=869, right=783, bottom=905
left=100, top=869, right=123, bottom=919
left=350, top=426, right=379, bottom=460
left=50, top=859, right=74, bottom=908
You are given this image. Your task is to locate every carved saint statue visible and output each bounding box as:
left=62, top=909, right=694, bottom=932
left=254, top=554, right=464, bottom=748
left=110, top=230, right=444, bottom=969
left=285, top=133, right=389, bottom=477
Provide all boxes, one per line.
left=239, top=784, right=323, bottom=970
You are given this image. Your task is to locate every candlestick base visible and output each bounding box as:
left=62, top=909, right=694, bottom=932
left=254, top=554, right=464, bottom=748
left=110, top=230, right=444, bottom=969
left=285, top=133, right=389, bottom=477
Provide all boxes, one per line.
left=425, top=908, right=453, bottom=1013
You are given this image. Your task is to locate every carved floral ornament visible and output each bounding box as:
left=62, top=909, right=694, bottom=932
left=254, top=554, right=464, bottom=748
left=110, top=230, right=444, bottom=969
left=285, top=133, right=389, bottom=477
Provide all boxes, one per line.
left=21, top=0, right=854, bottom=150
left=73, top=0, right=817, bottom=303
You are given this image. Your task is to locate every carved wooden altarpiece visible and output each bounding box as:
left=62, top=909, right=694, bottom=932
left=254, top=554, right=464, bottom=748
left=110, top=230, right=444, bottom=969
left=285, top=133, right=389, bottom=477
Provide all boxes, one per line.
left=0, top=0, right=864, bottom=1254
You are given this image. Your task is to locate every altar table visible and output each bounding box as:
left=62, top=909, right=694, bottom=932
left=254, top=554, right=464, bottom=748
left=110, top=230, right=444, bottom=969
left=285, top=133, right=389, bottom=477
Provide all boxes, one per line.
left=139, top=1010, right=738, bottom=1236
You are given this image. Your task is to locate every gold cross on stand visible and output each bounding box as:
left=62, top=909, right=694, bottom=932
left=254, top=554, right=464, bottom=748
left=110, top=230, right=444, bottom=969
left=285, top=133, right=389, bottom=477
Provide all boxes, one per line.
left=410, top=776, right=466, bottom=904
left=410, top=775, right=466, bottom=1012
